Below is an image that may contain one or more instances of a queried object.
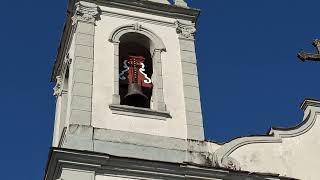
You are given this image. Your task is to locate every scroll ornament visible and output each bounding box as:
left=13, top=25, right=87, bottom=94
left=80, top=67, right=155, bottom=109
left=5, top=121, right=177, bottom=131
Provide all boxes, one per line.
left=53, top=76, right=63, bottom=97
left=72, top=2, right=101, bottom=25
left=221, top=157, right=241, bottom=170
left=53, top=56, right=72, bottom=97
left=175, top=21, right=196, bottom=39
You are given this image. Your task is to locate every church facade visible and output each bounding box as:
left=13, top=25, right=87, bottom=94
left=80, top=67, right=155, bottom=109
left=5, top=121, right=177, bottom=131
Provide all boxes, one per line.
left=44, top=1, right=320, bottom=180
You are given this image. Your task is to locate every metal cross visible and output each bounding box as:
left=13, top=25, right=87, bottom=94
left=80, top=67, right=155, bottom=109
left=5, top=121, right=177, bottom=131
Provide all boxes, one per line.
left=298, top=39, right=320, bottom=62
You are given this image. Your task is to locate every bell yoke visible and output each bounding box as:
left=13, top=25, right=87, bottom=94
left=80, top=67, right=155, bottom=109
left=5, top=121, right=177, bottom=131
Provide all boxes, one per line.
left=121, top=55, right=153, bottom=107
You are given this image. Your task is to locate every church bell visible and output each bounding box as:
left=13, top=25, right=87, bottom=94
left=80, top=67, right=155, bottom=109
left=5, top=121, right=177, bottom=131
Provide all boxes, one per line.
left=124, top=83, right=148, bottom=108
left=121, top=55, right=152, bottom=108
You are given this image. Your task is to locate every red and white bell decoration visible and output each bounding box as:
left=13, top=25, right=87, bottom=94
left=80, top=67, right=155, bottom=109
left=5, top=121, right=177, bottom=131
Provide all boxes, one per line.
left=119, top=56, right=153, bottom=107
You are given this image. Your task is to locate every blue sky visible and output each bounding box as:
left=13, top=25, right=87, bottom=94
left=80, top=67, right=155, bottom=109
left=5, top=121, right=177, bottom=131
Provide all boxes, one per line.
left=0, top=0, right=319, bottom=179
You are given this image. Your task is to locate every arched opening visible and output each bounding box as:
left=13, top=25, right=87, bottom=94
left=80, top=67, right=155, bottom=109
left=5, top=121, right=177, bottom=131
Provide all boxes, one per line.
left=119, top=32, right=153, bottom=108
left=109, top=24, right=167, bottom=112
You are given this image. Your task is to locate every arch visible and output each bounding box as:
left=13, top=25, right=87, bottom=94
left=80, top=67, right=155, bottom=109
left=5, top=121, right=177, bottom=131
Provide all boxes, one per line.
left=109, top=23, right=166, bottom=52
left=109, top=23, right=167, bottom=112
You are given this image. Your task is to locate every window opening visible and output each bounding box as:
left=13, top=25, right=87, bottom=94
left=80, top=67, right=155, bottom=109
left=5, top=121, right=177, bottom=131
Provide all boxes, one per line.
left=119, top=37, right=153, bottom=108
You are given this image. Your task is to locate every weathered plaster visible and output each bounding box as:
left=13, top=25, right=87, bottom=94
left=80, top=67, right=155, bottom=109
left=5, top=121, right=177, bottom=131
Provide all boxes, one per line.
left=213, top=99, right=320, bottom=180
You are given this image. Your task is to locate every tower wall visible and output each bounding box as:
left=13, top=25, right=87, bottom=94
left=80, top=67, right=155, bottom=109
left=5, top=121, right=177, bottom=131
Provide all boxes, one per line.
left=48, top=1, right=209, bottom=179
left=92, top=6, right=189, bottom=139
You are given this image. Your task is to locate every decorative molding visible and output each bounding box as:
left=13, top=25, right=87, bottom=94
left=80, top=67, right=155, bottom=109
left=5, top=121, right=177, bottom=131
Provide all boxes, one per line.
left=109, top=104, right=171, bottom=120
left=175, top=20, right=196, bottom=40
left=221, top=156, right=241, bottom=170
left=94, top=0, right=200, bottom=22
left=53, top=55, right=72, bottom=97
left=214, top=136, right=281, bottom=171
left=108, top=23, right=166, bottom=52
left=101, top=11, right=175, bottom=28
left=45, top=148, right=295, bottom=180
left=213, top=99, right=320, bottom=171
left=108, top=23, right=167, bottom=112
left=72, top=2, right=101, bottom=25
left=53, top=76, right=63, bottom=97
left=300, top=98, right=320, bottom=111
left=133, top=22, right=142, bottom=31
left=269, top=100, right=320, bottom=138
left=270, top=110, right=317, bottom=138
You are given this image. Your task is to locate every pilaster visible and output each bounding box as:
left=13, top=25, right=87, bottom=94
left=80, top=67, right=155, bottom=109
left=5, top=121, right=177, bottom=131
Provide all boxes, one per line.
left=152, top=49, right=166, bottom=111
left=176, top=20, right=204, bottom=140
left=112, top=42, right=121, bottom=105
left=62, top=1, right=100, bottom=151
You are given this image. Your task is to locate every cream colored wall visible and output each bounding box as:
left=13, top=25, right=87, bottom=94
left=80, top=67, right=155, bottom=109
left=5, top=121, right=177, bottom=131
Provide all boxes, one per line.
left=96, top=175, right=136, bottom=180
left=92, top=6, right=188, bottom=139
left=52, top=95, right=62, bottom=146
left=230, top=111, right=320, bottom=180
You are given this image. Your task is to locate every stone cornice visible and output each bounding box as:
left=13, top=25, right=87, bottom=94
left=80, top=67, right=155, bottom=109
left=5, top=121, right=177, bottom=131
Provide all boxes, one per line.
left=300, top=98, right=320, bottom=111
left=94, top=0, right=200, bottom=22
left=45, top=148, right=294, bottom=180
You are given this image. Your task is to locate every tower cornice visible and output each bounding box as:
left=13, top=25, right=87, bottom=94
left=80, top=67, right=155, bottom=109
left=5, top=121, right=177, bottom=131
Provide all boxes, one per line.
left=93, top=0, right=200, bottom=22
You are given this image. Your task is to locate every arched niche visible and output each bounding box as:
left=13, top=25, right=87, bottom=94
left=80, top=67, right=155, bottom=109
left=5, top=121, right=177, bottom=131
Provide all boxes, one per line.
left=109, top=23, right=167, bottom=112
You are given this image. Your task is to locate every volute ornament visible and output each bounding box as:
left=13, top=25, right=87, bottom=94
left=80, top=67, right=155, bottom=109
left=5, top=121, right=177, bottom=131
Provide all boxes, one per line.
left=222, top=157, right=241, bottom=170
left=53, top=55, right=72, bottom=97
left=175, top=20, right=196, bottom=40
left=214, top=154, right=241, bottom=171
left=53, top=76, right=63, bottom=97
left=72, top=2, right=101, bottom=25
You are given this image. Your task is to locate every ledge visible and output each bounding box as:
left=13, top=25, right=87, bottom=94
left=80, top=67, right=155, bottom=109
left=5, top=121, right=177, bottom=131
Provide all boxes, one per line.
left=300, top=98, right=320, bottom=111
left=109, top=104, right=171, bottom=120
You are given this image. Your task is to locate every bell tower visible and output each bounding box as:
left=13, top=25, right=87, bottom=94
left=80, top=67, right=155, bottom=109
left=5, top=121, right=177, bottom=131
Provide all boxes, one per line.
left=46, top=0, right=204, bottom=179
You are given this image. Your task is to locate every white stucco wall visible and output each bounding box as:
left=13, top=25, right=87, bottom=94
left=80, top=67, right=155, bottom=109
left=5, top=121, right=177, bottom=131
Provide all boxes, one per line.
left=229, top=108, right=320, bottom=180
left=92, top=6, right=188, bottom=139
left=96, top=175, right=135, bottom=180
